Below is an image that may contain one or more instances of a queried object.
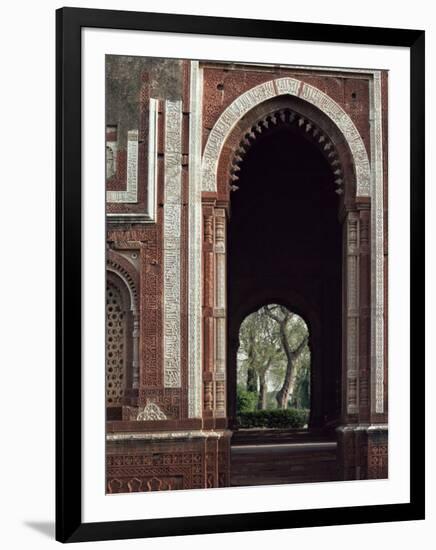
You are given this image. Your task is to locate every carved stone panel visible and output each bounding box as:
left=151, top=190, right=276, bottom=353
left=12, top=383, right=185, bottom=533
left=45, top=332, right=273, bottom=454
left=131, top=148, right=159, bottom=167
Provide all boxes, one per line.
left=163, top=100, right=183, bottom=388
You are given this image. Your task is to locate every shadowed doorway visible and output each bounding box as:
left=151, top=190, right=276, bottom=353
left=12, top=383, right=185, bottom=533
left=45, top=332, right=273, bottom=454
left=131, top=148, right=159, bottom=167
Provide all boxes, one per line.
left=227, top=116, right=343, bottom=485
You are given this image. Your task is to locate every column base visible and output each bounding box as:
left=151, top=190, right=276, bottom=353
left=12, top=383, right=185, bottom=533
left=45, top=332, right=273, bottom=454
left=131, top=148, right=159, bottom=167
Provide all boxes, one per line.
left=336, top=424, right=388, bottom=480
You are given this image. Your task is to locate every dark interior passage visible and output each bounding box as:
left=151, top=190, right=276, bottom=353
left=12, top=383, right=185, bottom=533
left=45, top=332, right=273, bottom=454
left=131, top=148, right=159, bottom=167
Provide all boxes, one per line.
left=228, top=121, right=343, bottom=430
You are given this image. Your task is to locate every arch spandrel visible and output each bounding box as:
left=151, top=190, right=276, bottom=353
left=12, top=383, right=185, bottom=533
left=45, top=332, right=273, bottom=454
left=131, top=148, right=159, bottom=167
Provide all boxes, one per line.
left=201, top=77, right=371, bottom=197
left=106, top=249, right=139, bottom=314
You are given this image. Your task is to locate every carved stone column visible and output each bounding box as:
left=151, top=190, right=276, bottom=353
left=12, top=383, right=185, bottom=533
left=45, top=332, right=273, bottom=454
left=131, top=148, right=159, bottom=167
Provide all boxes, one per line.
left=202, top=202, right=215, bottom=418
left=202, top=203, right=227, bottom=424
left=132, top=312, right=140, bottom=390
left=338, top=210, right=360, bottom=480
left=358, top=201, right=371, bottom=422
left=345, top=210, right=360, bottom=419
left=214, top=208, right=227, bottom=419
left=338, top=202, right=386, bottom=480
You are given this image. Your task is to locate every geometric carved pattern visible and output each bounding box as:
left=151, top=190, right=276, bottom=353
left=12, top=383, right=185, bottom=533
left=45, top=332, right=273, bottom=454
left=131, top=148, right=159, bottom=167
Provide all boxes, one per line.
left=106, top=98, right=159, bottom=223
left=107, top=475, right=183, bottom=493
left=106, top=281, right=126, bottom=405
left=106, top=129, right=139, bottom=203
left=141, top=228, right=162, bottom=390
left=107, top=451, right=204, bottom=493
left=367, top=427, right=388, bottom=479
left=106, top=430, right=231, bottom=494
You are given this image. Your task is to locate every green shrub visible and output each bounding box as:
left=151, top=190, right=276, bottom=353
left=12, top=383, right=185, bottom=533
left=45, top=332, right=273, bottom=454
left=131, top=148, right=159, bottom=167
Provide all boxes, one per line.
left=236, top=408, right=309, bottom=429
left=236, top=387, right=258, bottom=413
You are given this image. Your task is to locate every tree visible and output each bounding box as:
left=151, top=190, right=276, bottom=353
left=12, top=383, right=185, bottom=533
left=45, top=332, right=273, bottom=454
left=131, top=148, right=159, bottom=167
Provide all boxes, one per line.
left=238, top=307, right=283, bottom=410
left=237, top=304, right=310, bottom=413
left=264, top=305, right=308, bottom=409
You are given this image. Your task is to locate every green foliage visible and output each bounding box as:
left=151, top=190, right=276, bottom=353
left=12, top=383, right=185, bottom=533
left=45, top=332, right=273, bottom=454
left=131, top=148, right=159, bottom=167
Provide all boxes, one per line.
left=266, top=391, right=279, bottom=409
left=237, top=303, right=311, bottom=413
left=236, top=408, right=309, bottom=429
left=236, top=386, right=258, bottom=413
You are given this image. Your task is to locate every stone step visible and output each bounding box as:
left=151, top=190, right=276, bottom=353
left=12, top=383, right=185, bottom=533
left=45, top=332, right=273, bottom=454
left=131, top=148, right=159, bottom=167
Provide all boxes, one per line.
left=230, top=440, right=339, bottom=487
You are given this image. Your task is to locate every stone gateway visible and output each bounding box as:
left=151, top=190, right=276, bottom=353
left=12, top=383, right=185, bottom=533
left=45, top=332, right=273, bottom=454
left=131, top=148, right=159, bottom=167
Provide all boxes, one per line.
left=105, top=56, right=388, bottom=493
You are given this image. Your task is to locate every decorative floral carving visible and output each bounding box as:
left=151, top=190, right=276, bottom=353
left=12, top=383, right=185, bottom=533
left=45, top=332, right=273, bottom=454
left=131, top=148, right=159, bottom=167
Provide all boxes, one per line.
left=136, top=401, right=167, bottom=421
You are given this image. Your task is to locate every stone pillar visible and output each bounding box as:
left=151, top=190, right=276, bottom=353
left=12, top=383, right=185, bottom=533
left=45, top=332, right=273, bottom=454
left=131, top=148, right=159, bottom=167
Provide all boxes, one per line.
left=357, top=200, right=371, bottom=422
left=344, top=210, right=360, bottom=420
left=132, top=312, right=140, bottom=390
left=337, top=202, right=387, bottom=480
left=214, top=208, right=227, bottom=420
left=338, top=210, right=362, bottom=480
left=202, top=202, right=215, bottom=418
left=201, top=202, right=228, bottom=426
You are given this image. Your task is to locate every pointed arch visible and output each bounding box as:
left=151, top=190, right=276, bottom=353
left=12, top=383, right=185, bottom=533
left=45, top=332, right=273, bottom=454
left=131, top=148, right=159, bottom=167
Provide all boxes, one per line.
left=201, top=77, right=370, bottom=196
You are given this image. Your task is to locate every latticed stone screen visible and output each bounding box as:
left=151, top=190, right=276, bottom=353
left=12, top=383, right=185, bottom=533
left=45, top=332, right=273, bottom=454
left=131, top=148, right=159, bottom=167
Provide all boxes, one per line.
left=106, top=281, right=126, bottom=405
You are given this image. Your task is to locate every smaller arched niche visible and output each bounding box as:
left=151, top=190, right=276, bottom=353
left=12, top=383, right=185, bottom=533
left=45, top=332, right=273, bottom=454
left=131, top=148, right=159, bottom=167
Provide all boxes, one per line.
left=106, top=271, right=135, bottom=418
left=236, top=304, right=311, bottom=429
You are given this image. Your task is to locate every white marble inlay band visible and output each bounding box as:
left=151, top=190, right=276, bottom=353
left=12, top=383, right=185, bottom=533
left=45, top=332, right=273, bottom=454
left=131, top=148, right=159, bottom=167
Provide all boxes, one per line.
left=163, top=99, right=182, bottom=388
left=106, top=129, right=139, bottom=203
left=106, top=99, right=159, bottom=223
left=370, top=72, right=385, bottom=414
left=188, top=61, right=203, bottom=417
left=146, top=98, right=159, bottom=222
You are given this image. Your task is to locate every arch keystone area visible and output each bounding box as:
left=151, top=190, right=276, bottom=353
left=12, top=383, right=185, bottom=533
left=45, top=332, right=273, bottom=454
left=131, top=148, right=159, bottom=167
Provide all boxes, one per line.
left=201, top=77, right=371, bottom=196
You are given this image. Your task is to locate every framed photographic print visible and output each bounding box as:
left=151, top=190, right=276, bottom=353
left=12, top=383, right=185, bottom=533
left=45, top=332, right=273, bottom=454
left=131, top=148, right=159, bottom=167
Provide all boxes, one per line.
left=56, top=7, right=425, bottom=543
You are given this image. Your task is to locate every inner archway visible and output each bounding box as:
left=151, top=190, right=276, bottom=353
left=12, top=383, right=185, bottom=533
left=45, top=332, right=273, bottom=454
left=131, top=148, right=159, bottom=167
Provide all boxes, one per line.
left=236, top=304, right=311, bottom=428
left=227, top=116, right=343, bottom=432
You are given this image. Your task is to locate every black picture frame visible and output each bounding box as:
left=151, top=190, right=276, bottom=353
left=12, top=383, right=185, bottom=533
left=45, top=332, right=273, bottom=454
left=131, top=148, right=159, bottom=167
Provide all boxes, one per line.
left=56, top=6, right=425, bottom=543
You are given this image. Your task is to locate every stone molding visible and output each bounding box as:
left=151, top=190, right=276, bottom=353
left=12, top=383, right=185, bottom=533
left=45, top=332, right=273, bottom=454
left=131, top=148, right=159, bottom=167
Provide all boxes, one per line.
left=106, top=429, right=232, bottom=441
left=187, top=61, right=203, bottom=417
left=370, top=72, right=385, bottom=414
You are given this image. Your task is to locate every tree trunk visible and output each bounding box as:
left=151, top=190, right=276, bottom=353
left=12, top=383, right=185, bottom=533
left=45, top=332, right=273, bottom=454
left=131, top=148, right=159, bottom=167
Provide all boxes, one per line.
left=258, top=372, right=267, bottom=410
left=276, top=362, right=293, bottom=408
left=263, top=306, right=307, bottom=410
left=276, top=328, right=307, bottom=409
left=246, top=366, right=258, bottom=393
left=275, top=321, right=294, bottom=408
